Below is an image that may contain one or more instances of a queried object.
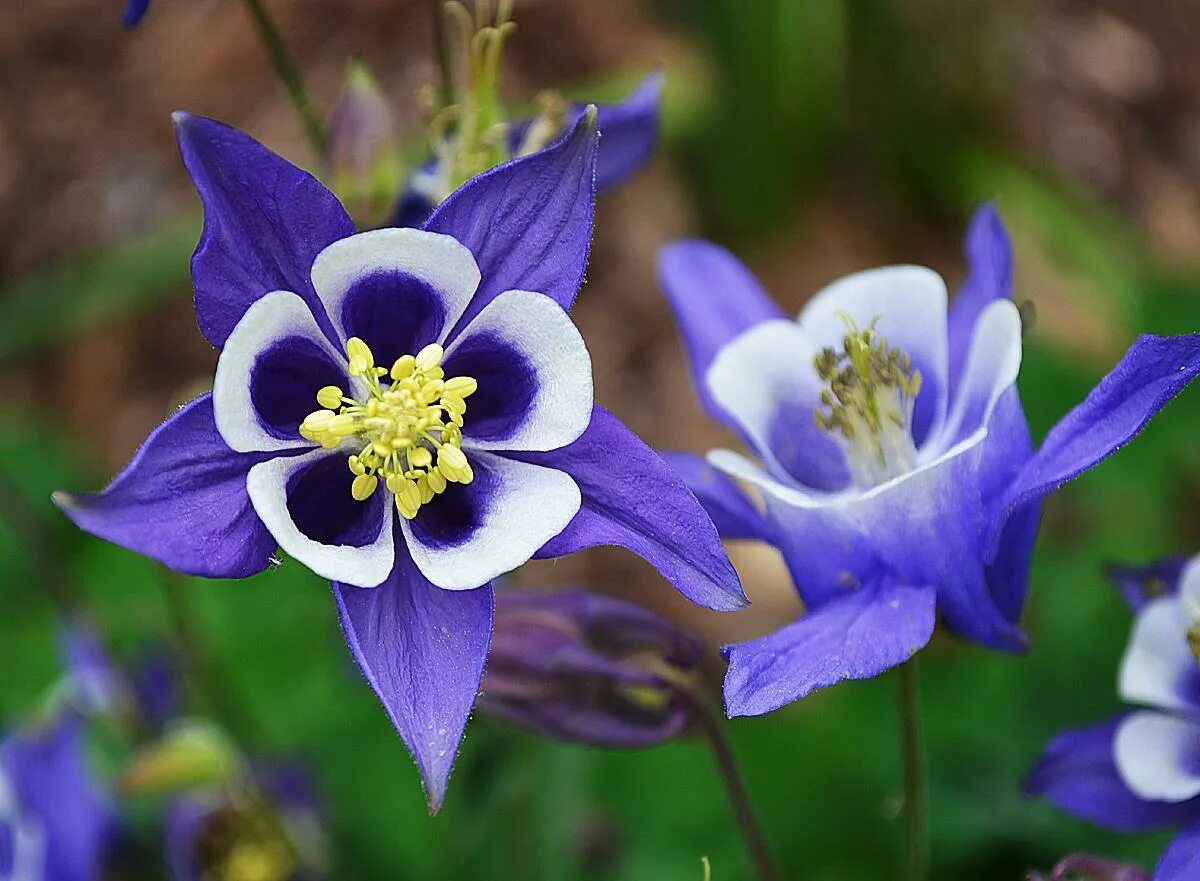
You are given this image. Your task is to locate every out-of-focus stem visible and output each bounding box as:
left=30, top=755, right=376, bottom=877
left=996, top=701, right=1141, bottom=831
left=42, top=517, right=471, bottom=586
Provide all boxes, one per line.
left=681, top=685, right=783, bottom=881
left=898, top=659, right=929, bottom=881
left=430, top=0, right=456, bottom=109
left=239, top=0, right=325, bottom=157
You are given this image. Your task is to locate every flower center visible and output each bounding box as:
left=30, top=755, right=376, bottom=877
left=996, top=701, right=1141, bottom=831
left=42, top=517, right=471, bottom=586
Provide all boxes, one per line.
left=812, top=315, right=923, bottom=490
left=299, top=337, right=478, bottom=519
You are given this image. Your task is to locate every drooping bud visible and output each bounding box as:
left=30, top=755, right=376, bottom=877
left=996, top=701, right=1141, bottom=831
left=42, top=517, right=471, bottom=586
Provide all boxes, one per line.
left=119, top=721, right=238, bottom=795
left=1026, top=854, right=1149, bottom=881
left=325, top=61, right=402, bottom=226
left=479, top=590, right=704, bottom=747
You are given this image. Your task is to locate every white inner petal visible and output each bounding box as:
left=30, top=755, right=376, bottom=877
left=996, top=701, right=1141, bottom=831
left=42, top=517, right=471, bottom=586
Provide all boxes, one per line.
left=310, top=227, right=481, bottom=348
left=1119, top=595, right=1200, bottom=713
left=1115, top=710, right=1200, bottom=803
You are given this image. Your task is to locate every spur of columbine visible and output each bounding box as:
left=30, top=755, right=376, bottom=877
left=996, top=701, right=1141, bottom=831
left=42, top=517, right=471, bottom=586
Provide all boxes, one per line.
left=658, top=204, right=1200, bottom=717
left=56, top=109, right=743, bottom=810
left=1026, top=555, right=1200, bottom=881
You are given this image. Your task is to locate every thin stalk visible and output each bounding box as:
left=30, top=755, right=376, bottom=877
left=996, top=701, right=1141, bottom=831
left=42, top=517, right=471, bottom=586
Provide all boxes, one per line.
left=0, top=471, right=75, bottom=614
left=683, top=686, right=782, bottom=881
left=898, top=659, right=929, bottom=881
left=429, top=0, right=456, bottom=109
left=239, top=0, right=325, bottom=157
left=159, top=571, right=261, bottom=747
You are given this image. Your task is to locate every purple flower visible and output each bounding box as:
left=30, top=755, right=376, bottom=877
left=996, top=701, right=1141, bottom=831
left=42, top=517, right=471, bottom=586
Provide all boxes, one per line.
left=657, top=204, right=1200, bottom=717
left=392, top=74, right=663, bottom=229
left=480, top=589, right=704, bottom=747
left=0, top=713, right=114, bottom=881
left=1027, top=555, right=1200, bottom=881
left=122, top=0, right=151, bottom=27
left=56, top=110, right=743, bottom=810
left=166, top=764, right=326, bottom=881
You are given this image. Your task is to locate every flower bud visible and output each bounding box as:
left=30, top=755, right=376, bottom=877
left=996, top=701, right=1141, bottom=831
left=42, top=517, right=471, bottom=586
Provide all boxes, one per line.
left=479, top=590, right=704, bottom=747
left=1028, top=855, right=1149, bottom=881
left=325, top=61, right=401, bottom=226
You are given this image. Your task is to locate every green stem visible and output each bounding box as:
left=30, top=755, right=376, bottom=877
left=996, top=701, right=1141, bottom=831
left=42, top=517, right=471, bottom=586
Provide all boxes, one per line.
left=239, top=0, right=325, bottom=157
left=0, top=470, right=75, bottom=614
left=898, top=659, right=929, bottom=881
left=429, top=0, right=456, bottom=109
left=684, top=686, right=782, bottom=881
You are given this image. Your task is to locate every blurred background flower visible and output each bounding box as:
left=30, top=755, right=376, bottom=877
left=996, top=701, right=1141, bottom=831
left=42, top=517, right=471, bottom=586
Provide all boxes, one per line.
left=2, top=1, right=1199, bottom=879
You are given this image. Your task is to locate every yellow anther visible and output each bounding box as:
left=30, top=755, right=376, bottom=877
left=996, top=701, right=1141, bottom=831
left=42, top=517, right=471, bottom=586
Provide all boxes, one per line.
left=426, top=469, right=447, bottom=494
left=302, top=410, right=335, bottom=432
left=409, top=447, right=433, bottom=469
left=348, top=455, right=366, bottom=476
left=351, top=473, right=379, bottom=501
left=437, top=444, right=473, bottom=483
left=346, top=337, right=375, bottom=377
left=326, top=414, right=357, bottom=436
left=395, top=479, right=422, bottom=519
left=444, top=376, right=478, bottom=398
left=417, top=475, right=436, bottom=504
left=371, top=441, right=391, bottom=458
left=316, top=386, right=344, bottom=409
left=415, top=343, right=444, bottom=372
left=390, top=354, right=416, bottom=380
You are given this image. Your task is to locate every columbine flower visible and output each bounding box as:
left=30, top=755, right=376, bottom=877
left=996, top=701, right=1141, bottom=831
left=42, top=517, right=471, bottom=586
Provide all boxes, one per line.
left=0, top=712, right=114, bottom=881
left=480, top=589, right=704, bottom=747
left=56, top=109, right=743, bottom=810
left=1027, top=555, right=1200, bottom=881
left=389, top=2, right=662, bottom=228
left=657, top=204, right=1200, bottom=717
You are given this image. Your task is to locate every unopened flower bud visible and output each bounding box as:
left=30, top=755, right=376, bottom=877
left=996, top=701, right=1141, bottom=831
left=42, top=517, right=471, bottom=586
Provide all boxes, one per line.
left=325, top=61, right=401, bottom=226
left=480, top=590, right=704, bottom=747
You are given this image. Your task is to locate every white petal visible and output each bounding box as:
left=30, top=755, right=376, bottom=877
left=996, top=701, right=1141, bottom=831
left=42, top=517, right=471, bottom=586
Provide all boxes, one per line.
left=402, top=451, right=581, bottom=590
left=448, top=290, right=593, bottom=452
left=1119, top=595, right=1200, bottom=712
left=706, top=320, right=846, bottom=489
left=213, top=290, right=344, bottom=453
left=310, top=227, right=481, bottom=347
left=1179, top=556, right=1200, bottom=618
left=799, top=265, right=950, bottom=445
left=930, top=298, right=1023, bottom=456
left=246, top=450, right=395, bottom=588
left=1115, top=711, right=1200, bottom=802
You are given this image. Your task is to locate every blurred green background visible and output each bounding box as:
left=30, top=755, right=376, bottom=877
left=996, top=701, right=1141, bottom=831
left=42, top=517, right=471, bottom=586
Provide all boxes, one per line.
left=1, top=0, right=1198, bottom=879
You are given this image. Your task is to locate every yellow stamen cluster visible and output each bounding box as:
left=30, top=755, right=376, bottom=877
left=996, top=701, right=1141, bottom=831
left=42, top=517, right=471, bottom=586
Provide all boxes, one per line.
left=813, top=315, right=923, bottom=488
left=198, top=803, right=297, bottom=881
left=300, top=337, right=477, bottom=519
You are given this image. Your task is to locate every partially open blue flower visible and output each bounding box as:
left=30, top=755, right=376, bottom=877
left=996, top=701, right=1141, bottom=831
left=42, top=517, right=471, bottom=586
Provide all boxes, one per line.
left=1027, top=555, right=1200, bottom=881
left=0, top=712, right=114, bottom=881
left=57, top=109, right=743, bottom=810
left=658, top=205, right=1200, bottom=717
left=480, top=589, right=703, bottom=747
left=166, top=763, right=326, bottom=881
left=391, top=73, right=663, bottom=229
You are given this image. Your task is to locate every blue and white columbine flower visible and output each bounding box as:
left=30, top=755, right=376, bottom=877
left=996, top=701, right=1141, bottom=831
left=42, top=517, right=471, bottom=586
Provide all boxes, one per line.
left=658, top=205, right=1200, bottom=717
left=56, top=109, right=743, bottom=810
left=1027, top=555, right=1200, bottom=881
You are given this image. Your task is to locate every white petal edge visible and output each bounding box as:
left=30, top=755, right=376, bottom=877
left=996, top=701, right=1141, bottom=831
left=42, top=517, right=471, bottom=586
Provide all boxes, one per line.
left=213, top=290, right=343, bottom=453
left=246, top=450, right=395, bottom=588
left=927, top=298, right=1023, bottom=457
left=310, top=228, right=481, bottom=348
left=799, top=265, right=950, bottom=443
left=1115, top=710, right=1200, bottom=803
left=1119, top=595, right=1198, bottom=712
left=401, top=451, right=581, bottom=591
left=705, top=319, right=827, bottom=483
left=707, top=423, right=989, bottom=512
left=449, top=290, right=594, bottom=452
left=1179, top=556, right=1200, bottom=618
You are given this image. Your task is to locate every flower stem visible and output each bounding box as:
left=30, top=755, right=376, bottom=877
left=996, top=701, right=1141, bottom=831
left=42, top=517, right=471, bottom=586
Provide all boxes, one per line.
left=684, top=687, right=782, bottom=881
left=239, top=0, right=324, bottom=157
left=0, top=470, right=75, bottom=614
left=898, top=658, right=929, bottom=881
left=429, top=0, right=456, bottom=109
